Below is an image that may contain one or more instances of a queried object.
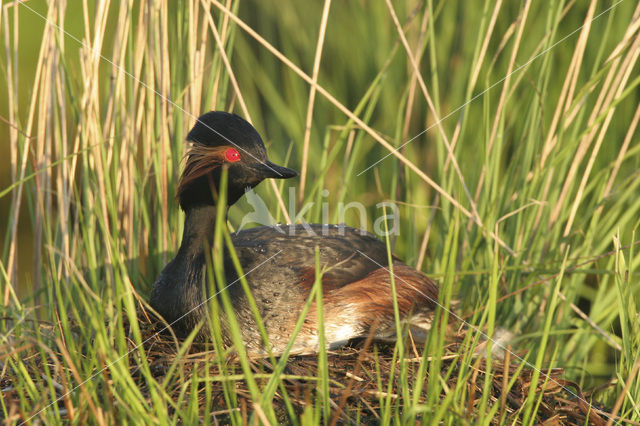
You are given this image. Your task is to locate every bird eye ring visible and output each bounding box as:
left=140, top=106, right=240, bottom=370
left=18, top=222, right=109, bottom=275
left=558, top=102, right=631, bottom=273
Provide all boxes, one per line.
left=225, top=148, right=241, bottom=162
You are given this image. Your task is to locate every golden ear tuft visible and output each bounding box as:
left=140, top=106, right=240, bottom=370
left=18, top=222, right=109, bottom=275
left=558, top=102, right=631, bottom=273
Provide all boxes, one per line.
left=176, top=144, right=229, bottom=200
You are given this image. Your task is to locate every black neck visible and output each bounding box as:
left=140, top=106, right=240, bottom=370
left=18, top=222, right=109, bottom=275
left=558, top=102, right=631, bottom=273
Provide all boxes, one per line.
left=178, top=205, right=219, bottom=258
left=149, top=204, right=222, bottom=332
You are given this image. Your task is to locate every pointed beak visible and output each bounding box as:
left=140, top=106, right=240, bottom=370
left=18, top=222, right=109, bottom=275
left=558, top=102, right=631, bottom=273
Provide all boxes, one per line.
left=251, top=160, right=298, bottom=179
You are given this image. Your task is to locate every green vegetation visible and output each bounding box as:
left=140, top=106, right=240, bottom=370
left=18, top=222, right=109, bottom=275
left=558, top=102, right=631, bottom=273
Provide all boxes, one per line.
left=1, top=0, right=639, bottom=423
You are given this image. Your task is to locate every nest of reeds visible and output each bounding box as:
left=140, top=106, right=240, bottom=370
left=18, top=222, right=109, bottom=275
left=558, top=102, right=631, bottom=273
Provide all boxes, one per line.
left=1, top=307, right=615, bottom=424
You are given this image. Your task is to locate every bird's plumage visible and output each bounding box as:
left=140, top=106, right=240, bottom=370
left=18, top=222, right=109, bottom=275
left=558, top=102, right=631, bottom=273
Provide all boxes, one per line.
left=150, top=111, right=438, bottom=355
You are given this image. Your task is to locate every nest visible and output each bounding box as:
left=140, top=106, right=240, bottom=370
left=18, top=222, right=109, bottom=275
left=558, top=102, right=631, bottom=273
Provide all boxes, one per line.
left=1, top=307, right=616, bottom=424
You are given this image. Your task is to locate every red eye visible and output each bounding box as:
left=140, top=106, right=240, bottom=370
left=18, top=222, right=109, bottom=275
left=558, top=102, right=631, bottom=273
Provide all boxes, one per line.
left=225, top=148, right=241, bottom=162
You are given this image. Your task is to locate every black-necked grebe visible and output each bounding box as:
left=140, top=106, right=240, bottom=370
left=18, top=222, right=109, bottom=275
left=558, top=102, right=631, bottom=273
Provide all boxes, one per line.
left=150, top=111, right=438, bottom=355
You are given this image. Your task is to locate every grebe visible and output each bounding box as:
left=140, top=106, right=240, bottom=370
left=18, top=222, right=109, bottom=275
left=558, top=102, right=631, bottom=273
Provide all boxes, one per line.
left=150, top=111, right=438, bottom=355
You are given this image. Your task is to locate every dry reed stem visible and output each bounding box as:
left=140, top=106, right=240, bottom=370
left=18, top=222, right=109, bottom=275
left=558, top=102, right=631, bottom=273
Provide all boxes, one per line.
left=564, top=1, right=599, bottom=112
left=4, top=0, right=301, bottom=287
left=606, top=353, right=640, bottom=426
left=385, top=0, right=479, bottom=224
left=540, top=0, right=597, bottom=168
left=203, top=0, right=250, bottom=119
left=57, top=337, right=105, bottom=425
left=298, top=0, right=332, bottom=203
left=472, top=0, right=531, bottom=205
left=419, top=12, right=505, bottom=270
left=599, top=101, right=640, bottom=215
left=203, top=3, right=293, bottom=221
left=444, top=0, right=503, bottom=174
left=158, top=2, right=171, bottom=254
left=210, top=0, right=514, bottom=255
left=549, top=23, right=632, bottom=226
left=5, top=1, right=47, bottom=302
left=562, top=29, right=640, bottom=237
left=547, top=4, right=640, bottom=229
left=400, top=4, right=429, bottom=143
